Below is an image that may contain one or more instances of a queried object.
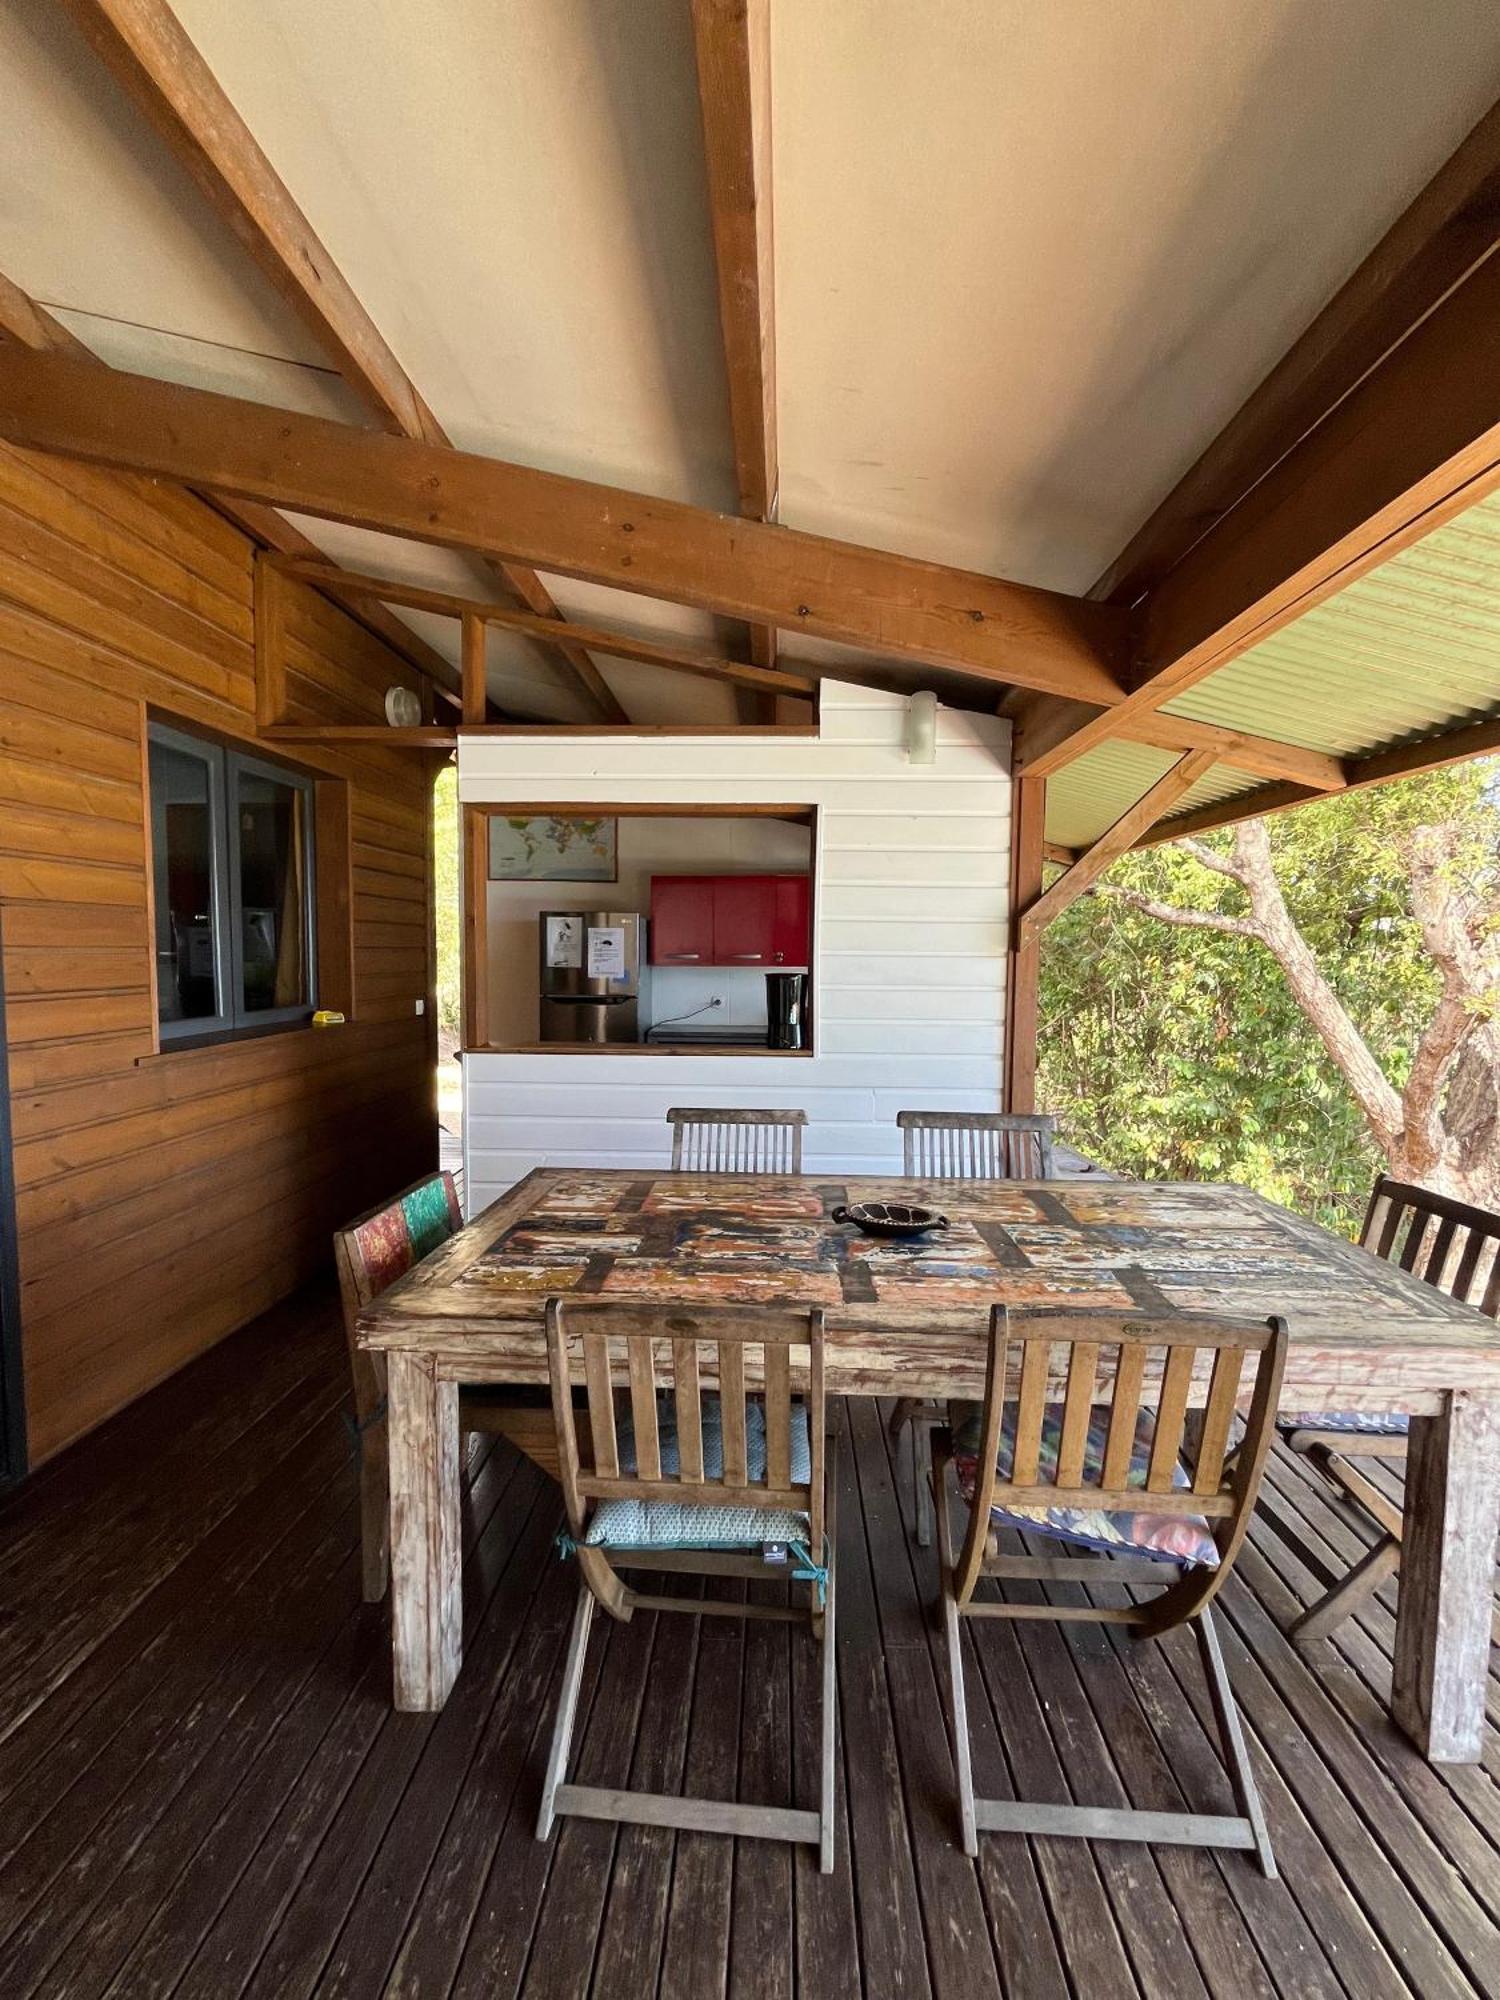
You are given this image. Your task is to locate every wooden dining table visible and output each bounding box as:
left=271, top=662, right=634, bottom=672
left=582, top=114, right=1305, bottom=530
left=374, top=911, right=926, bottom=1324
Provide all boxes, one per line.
left=358, top=1168, right=1500, bottom=1761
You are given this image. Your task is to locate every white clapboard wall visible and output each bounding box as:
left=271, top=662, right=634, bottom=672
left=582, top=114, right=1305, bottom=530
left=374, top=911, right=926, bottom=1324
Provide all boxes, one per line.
left=458, top=681, right=1012, bottom=1205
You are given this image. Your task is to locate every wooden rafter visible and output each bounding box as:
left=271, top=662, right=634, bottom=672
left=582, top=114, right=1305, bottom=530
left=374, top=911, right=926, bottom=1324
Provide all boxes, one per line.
left=0, top=347, right=1129, bottom=703
left=1133, top=708, right=1500, bottom=852
left=0, top=267, right=461, bottom=704
left=1001, top=687, right=1345, bottom=790
left=272, top=557, right=815, bottom=700
left=691, top=0, right=780, bottom=721
left=1020, top=96, right=1500, bottom=781
left=1019, top=749, right=1217, bottom=947
left=57, top=0, right=627, bottom=723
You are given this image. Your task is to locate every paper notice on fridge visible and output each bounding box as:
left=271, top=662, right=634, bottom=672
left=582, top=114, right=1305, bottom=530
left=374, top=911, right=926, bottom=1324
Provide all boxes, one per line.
left=545, top=914, right=583, bottom=969
left=587, top=926, right=626, bottom=979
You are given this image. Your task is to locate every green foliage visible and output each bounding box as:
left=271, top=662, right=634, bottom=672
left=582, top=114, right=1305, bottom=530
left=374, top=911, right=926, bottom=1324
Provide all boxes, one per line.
left=1038, top=759, right=1500, bottom=1234
left=433, top=762, right=461, bottom=1037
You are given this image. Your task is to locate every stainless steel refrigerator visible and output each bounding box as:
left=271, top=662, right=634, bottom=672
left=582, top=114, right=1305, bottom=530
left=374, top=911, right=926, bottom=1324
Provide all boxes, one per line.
left=538, top=911, right=650, bottom=1043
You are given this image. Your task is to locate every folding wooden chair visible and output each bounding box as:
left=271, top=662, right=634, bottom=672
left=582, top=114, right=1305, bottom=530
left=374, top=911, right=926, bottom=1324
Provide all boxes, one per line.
left=934, top=1304, right=1287, bottom=1872
left=334, top=1171, right=553, bottom=1601
left=889, top=1110, right=1060, bottom=1549
left=666, top=1106, right=807, bottom=1172
left=537, top=1298, right=837, bottom=1871
left=1282, top=1177, right=1500, bottom=1646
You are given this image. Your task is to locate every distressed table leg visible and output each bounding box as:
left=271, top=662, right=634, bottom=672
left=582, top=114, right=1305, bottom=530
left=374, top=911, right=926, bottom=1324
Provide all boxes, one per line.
left=388, top=1351, right=461, bottom=1712
left=1392, top=1390, right=1500, bottom=1763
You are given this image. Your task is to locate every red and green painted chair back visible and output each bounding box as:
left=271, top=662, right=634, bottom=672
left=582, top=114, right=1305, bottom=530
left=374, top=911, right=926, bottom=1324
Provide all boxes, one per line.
left=334, top=1171, right=464, bottom=1420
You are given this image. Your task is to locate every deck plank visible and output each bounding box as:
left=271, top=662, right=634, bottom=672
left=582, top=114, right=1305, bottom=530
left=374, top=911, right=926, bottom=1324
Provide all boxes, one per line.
left=0, top=1286, right=1496, bottom=1999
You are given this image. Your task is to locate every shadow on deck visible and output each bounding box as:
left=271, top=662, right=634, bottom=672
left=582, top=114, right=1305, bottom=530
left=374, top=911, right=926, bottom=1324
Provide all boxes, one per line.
left=0, top=1282, right=1495, bottom=1998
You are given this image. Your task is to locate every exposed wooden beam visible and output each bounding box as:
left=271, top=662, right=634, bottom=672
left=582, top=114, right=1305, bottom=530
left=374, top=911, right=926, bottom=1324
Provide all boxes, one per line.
left=1001, top=687, right=1346, bottom=790
left=692, top=0, right=779, bottom=722
left=0, top=348, right=1129, bottom=704
left=1133, top=707, right=1500, bottom=851
left=460, top=613, right=487, bottom=728
left=1005, top=775, right=1047, bottom=1114
left=264, top=725, right=456, bottom=749
left=1025, top=98, right=1500, bottom=779
left=273, top=556, right=817, bottom=699
left=1020, top=749, right=1217, bottom=946
left=58, top=0, right=626, bottom=722
left=0, top=266, right=461, bottom=702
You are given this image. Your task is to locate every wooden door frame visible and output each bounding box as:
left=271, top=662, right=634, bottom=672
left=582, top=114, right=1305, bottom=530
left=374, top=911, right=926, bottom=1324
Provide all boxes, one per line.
left=0, top=913, right=27, bottom=1485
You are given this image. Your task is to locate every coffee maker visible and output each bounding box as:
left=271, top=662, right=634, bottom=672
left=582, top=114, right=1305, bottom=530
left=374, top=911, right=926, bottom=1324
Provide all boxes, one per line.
left=764, top=971, right=808, bottom=1050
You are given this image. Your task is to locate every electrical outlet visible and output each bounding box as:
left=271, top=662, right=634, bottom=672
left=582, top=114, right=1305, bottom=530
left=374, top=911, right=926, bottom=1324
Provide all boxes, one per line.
left=708, top=995, right=723, bottom=1009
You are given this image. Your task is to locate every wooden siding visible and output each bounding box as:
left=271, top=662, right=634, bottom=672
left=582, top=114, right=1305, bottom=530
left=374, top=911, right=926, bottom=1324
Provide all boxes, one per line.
left=0, top=438, right=438, bottom=1463
left=458, top=685, right=1012, bottom=1203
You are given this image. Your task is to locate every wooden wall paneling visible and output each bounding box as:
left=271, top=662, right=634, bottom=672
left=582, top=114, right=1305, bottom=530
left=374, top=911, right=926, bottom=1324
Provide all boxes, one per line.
left=0, top=443, right=437, bottom=1461
left=314, top=778, right=354, bottom=1016
left=0, top=910, right=27, bottom=1483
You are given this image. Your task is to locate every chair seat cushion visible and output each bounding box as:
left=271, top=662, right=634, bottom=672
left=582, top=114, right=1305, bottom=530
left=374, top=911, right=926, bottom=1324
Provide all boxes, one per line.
left=585, top=1396, right=811, bottom=1550
left=950, top=1400, right=1219, bottom=1570
left=1279, top=1410, right=1410, bottom=1438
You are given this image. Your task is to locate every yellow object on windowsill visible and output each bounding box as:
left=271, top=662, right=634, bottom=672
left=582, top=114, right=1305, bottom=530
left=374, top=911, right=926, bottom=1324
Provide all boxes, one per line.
left=311, top=1010, right=346, bottom=1028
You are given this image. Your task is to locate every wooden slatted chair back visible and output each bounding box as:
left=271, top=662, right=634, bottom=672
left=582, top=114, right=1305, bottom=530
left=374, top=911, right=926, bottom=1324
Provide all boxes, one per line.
left=666, top=1106, right=807, bottom=1173
left=545, top=1299, right=826, bottom=1552
left=954, top=1305, right=1288, bottom=1610
left=1359, top=1177, right=1500, bottom=1317
left=897, top=1110, right=1058, bottom=1180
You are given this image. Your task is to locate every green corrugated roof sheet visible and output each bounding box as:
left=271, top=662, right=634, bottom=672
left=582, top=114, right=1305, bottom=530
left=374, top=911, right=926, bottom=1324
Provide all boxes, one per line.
left=1045, top=488, right=1500, bottom=850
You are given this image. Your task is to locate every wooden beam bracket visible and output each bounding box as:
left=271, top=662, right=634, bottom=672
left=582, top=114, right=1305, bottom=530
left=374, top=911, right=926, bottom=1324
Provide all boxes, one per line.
left=1020, top=749, right=1217, bottom=946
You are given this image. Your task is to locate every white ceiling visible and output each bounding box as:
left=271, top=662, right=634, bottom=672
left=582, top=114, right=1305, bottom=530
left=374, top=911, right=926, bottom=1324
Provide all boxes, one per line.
left=2, top=0, right=1498, bottom=722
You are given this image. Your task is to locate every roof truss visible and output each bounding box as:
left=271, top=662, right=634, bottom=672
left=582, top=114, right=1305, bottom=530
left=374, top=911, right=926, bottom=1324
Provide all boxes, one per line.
left=0, top=267, right=461, bottom=703
left=692, top=0, right=781, bottom=718
left=57, top=0, right=627, bottom=722
left=0, top=345, right=1129, bottom=701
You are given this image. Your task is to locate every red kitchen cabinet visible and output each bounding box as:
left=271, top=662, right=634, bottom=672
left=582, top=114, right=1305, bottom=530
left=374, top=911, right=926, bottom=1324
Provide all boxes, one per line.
left=649, top=875, right=716, bottom=963
left=650, top=874, right=810, bottom=967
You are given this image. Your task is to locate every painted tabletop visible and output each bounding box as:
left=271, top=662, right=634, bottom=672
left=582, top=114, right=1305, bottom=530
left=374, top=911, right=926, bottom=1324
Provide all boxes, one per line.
left=359, top=1170, right=1500, bottom=1406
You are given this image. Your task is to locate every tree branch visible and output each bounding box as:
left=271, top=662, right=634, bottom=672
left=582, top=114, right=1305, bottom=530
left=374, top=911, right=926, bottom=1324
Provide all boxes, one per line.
left=1096, top=885, right=1261, bottom=939
left=1401, top=824, right=1500, bottom=1174
left=1176, top=836, right=1249, bottom=885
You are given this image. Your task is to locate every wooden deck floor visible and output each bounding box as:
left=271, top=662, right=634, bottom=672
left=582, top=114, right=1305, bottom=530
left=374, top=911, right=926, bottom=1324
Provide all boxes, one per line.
left=1, top=1282, right=1497, bottom=2000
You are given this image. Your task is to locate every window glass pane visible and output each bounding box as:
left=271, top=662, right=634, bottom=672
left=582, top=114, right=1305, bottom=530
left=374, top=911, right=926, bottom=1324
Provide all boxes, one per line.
left=237, top=769, right=311, bottom=1013
left=149, top=737, right=220, bottom=1024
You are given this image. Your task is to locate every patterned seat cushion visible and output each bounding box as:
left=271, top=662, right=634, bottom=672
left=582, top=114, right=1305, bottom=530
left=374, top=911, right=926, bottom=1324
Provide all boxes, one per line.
left=585, top=1396, right=812, bottom=1550
left=950, top=1399, right=1219, bottom=1570
left=1279, top=1410, right=1410, bottom=1438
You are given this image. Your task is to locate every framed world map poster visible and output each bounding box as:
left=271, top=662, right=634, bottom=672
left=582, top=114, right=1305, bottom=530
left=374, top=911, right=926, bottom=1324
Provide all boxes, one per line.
left=486, top=814, right=618, bottom=882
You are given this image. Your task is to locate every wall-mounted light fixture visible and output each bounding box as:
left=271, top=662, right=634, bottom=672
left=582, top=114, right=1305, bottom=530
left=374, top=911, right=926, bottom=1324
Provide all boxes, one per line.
left=904, top=689, right=938, bottom=764
left=384, top=685, right=422, bottom=727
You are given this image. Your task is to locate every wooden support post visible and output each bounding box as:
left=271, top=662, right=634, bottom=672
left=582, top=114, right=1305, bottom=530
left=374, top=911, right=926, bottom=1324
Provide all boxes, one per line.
left=1392, top=1389, right=1500, bottom=1761
left=1005, top=774, right=1045, bottom=1113
left=253, top=553, right=287, bottom=730
left=1019, top=748, right=1216, bottom=948
left=461, top=612, right=488, bottom=726
left=387, top=1350, right=461, bottom=1711
left=463, top=807, right=490, bottom=1053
